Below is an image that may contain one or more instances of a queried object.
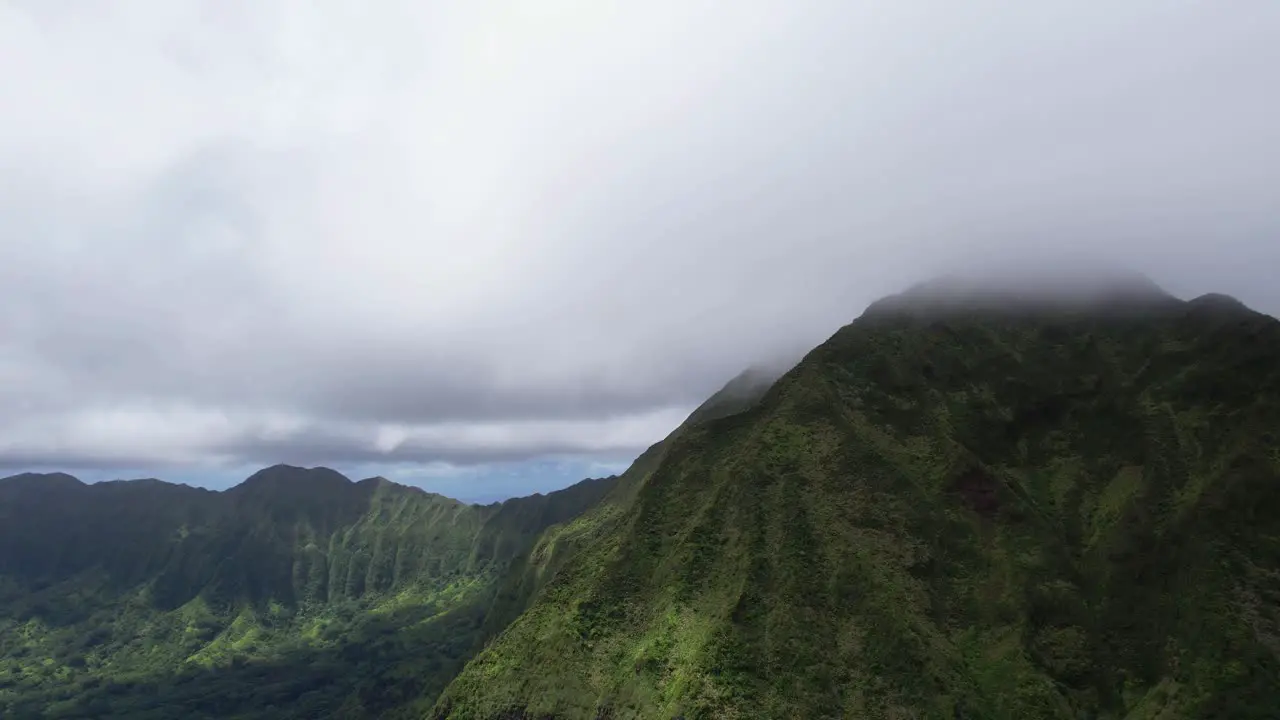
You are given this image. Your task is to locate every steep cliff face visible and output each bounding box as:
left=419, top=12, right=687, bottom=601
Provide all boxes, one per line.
left=435, top=286, right=1280, bottom=719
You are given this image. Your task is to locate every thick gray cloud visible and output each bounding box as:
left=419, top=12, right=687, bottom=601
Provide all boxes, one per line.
left=2, top=1, right=1278, bottom=479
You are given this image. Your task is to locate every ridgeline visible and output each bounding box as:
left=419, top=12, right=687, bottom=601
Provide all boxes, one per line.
left=3, top=276, right=1278, bottom=719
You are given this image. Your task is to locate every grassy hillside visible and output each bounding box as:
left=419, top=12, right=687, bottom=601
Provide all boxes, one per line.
left=433, top=285, right=1280, bottom=719
left=0, top=466, right=615, bottom=719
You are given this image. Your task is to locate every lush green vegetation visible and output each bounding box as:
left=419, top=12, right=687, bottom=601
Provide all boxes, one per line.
left=5, top=279, right=1278, bottom=719
left=0, top=466, right=615, bottom=718
left=434, top=283, right=1280, bottom=719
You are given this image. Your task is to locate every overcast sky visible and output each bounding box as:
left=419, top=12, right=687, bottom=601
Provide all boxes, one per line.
left=2, top=1, right=1278, bottom=500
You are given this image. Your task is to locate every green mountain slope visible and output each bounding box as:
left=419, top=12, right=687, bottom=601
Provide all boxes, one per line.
left=0, top=466, right=615, bottom=719
left=433, top=283, right=1280, bottom=719
left=468, top=365, right=789, bottom=661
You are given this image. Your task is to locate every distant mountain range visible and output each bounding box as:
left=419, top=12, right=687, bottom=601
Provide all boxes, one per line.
left=3, top=275, right=1277, bottom=719
left=0, top=463, right=618, bottom=719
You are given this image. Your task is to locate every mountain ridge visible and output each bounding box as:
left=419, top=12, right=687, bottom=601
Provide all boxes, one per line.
left=4, top=277, right=1278, bottom=719
left=0, top=464, right=542, bottom=507
left=433, top=285, right=1280, bottom=719
left=0, top=461, right=627, bottom=718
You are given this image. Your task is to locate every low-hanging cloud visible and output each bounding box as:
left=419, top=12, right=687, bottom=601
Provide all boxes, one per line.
left=1, top=1, right=1278, bottom=479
